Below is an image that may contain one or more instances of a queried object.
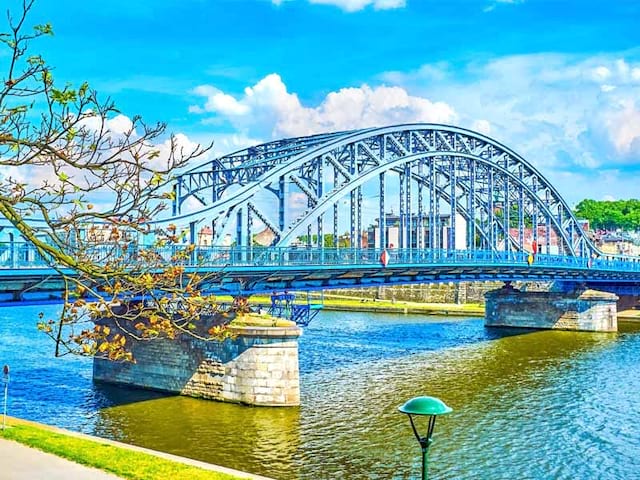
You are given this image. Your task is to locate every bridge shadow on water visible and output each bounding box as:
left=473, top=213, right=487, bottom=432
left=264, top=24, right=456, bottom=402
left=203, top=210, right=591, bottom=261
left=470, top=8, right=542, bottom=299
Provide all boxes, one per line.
left=90, top=382, right=176, bottom=409
left=298, top=311, right=538, bottom=375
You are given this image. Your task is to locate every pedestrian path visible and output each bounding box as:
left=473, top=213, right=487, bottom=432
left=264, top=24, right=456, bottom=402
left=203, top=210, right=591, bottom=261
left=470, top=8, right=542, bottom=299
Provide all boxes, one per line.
left=1, top=416, right=273, bottom=480
left=0, top=437, right=123, bottom=479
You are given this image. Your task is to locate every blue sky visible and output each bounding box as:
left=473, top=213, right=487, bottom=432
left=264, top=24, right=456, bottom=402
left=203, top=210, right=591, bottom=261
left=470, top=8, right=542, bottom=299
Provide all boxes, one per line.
left=17, top=0, right=640, bottom=205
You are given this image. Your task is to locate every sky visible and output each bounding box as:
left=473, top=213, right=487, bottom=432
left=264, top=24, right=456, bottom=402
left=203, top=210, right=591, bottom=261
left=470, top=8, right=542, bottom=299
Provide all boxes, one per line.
left=15, top=0, right=640, bottom=207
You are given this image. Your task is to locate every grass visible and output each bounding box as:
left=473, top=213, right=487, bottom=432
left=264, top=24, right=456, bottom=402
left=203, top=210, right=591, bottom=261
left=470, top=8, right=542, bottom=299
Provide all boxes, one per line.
left=314, top=296, right=483, bottom=309
left=230, top=313, right=295, bottom=327
left=219, top=293, right=485, bottom=316
left=1, top=422, right=253, bottom=480
left=293, top=294, right=485, bottom=316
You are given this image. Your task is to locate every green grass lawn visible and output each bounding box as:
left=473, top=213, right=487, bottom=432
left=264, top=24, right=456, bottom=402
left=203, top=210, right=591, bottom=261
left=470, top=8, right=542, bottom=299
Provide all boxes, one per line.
left=219, top=293, right=484, bottom=315
left=1, top=422, right=252, bottom=480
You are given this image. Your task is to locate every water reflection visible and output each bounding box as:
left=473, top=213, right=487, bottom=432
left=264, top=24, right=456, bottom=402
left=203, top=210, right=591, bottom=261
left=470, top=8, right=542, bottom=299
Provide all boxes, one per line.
left=95, top=394, right=302, bottom=477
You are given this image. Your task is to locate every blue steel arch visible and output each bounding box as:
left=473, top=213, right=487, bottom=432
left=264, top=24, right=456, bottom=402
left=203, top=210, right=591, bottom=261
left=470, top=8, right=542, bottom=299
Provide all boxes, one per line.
left=172, top=124, right=596, bottom=259
left=173, top=130, right=362, bottom=210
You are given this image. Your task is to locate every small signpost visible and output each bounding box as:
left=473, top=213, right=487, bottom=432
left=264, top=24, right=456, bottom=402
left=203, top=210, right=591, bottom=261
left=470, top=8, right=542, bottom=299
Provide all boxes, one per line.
left=2, top=365, right=9, bottom=431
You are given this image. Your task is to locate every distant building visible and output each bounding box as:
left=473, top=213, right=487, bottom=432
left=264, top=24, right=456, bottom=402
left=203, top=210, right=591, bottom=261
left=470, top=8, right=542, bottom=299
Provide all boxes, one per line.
left=86, top=224, right=134, bottom=243
left=597, top=232, right=639, bottom=255
left=196, top=226, right=235, bottom=247
left=197, top=226, right=213, bottom=246
left=366, top=213, right=467, bottom=250
left=577, top=219, right=590, bottom=231
left=507, top=226, right=560, bottom=254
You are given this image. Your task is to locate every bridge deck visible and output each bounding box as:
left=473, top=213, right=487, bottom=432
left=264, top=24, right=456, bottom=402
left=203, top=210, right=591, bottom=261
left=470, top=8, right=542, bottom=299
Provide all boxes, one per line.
left=1, top=246, right=640, bottom=303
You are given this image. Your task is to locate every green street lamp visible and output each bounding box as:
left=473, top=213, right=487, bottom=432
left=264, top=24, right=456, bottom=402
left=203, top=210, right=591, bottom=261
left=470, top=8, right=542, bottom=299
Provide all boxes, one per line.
left=398, top=396, right=452, bottom=480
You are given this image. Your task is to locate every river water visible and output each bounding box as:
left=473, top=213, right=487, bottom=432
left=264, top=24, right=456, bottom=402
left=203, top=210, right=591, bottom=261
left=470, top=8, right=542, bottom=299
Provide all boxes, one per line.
left=1, top=305, right=640, bottom=479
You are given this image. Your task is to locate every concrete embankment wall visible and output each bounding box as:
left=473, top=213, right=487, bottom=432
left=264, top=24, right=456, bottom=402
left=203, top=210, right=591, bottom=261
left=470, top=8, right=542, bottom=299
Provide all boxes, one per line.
left=326, top=281, right=505, bottom=304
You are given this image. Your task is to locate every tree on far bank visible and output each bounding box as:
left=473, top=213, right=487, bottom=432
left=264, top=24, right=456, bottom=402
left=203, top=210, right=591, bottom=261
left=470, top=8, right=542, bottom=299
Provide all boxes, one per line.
left=0, top=0, right=229, bottom=361
left=574, top=199, right=640, bottom=232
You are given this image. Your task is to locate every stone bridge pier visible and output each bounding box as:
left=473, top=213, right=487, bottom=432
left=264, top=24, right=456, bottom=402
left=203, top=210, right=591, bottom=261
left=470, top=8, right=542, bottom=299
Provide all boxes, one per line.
left=485, top=282, right=618, bottom=332
left=94, top=323, right=303, bottom=406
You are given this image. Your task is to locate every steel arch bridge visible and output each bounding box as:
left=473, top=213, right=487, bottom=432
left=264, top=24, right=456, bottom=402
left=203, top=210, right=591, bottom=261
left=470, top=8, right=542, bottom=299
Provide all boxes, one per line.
left=172, top=123, right=595, bottom=259
left=4, top=123, right=640, bottom=302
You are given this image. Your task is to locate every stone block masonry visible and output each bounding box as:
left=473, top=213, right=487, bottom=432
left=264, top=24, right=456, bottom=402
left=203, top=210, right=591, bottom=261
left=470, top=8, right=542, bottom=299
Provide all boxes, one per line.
left=485, top=283, right=618, bottom=332
left=327, top=281, right=504, bottom=304
left=93, top=324, right=302, bottom=406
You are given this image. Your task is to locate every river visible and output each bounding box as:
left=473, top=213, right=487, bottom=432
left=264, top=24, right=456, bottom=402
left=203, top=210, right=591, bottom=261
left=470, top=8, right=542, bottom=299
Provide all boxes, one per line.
left=1, top=305, right=640, bottom=479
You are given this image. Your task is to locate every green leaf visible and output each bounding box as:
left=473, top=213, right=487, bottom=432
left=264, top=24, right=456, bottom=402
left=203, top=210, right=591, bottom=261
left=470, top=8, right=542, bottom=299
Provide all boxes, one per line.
left=34, top=23, right=54, bottom=36
left=51, top=88, right=77, bottom=105
left=41, top=70, right=53, bottom=85
left=150, top=173, right=164, bottom=186
left=66, top=128, right=77, bottom=142
left=78, top=82, right=89, bottom=97
left=27, top=55, right=45, bottom=66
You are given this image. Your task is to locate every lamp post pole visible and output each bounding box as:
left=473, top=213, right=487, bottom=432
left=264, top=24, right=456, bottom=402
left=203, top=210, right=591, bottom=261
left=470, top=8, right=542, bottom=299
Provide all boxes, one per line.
left=399, top=396, right=452, bottom=480
left=421, top=440, right=429, bottom=480
left=2, top=365, right=9, bottom=431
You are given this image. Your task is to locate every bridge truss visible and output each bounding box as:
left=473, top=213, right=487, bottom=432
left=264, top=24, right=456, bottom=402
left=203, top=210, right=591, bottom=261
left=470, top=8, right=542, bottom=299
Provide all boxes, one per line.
left=173, top=124, right=596, bottom=260
left=4, top=123, right=638, bottom=300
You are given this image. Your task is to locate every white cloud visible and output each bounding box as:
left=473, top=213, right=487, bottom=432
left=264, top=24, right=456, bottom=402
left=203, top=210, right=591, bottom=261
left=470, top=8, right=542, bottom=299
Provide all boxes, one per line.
left=1, top=114, right=142, bottom=192
left=383, top=54, right=640, bottom=159
left=3, top=114, right=204, bottom=207
left=188, top=86, right=249, bottom=116
left=592, top=66, right=611, bottom=82
left=472, top=119, right=492, bottom=135
left=379, top=53, right=640, bottom=203
left=601, top=98, right=640, bottom=156
left=106, top=114, right=135, bottom=135
left=272, top=0, right=405, bottom=12
left=78, top=113, right=136, bottom=137
left=188, top=53, right=640, bottom=205
left=190, top=73, right=457, bottom=139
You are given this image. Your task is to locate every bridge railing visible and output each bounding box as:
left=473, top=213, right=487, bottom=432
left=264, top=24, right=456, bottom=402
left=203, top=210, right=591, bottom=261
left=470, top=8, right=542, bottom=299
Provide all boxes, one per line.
left=183, top=245, right=640, bottom=273
left=3, top=242, right=640, bottom=274
left=0, top=242, right=48, bottom=269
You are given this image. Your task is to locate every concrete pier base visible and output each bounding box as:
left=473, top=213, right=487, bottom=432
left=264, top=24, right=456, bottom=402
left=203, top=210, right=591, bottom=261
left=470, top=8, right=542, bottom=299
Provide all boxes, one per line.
left=485, top=283, right=618, bottom=332
left=93, top=324, right=302, bottom=406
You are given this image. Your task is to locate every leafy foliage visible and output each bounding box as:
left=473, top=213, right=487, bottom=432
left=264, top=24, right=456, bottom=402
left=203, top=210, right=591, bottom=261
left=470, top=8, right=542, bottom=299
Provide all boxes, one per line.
left=495, top=202, right=533, bottom=229
left=1, top=1, right=231, bottom=360
left=574, top=199, right=640, bottom=231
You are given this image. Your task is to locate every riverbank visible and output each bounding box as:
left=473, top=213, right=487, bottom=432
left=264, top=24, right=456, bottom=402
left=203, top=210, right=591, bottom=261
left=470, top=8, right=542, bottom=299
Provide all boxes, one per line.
left=243, top=293, right=486, bottom=317
left=277, top=293, right=640, bottom=321
left=318, top=296, right=485, bottom=316
left=619, top=309, right=640, bottom=322
left=1, top=416, right=272, bottom=480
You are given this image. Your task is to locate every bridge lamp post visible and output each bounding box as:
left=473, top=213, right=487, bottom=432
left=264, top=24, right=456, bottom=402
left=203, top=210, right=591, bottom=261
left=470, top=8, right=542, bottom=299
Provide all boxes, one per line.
left=398, top=396, right=452, bottom=480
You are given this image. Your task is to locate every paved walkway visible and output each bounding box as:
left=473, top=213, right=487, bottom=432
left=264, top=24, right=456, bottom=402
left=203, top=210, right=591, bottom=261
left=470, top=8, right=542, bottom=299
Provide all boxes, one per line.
left=0, top=416, right=273, bottom=480
left=0, top=437, right=123, bottom=479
